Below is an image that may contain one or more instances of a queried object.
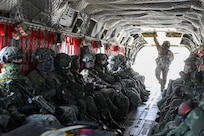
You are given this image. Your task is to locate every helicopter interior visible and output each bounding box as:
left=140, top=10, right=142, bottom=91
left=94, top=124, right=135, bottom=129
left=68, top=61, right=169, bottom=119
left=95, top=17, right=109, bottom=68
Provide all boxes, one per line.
left=1, top=0, right=204, bottom=136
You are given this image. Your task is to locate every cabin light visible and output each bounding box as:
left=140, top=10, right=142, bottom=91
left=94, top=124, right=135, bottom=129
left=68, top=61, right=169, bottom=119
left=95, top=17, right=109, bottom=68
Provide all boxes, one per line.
left=141, top=28, right=177, bottom=32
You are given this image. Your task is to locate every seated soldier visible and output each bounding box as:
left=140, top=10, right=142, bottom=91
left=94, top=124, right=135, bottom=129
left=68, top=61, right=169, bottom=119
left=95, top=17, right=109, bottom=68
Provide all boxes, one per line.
left=107, top=54, right=150, bottom=102
left=164, top=54, right=204, bottom=135
left=54, top=53, right=125, bottom=131
left=54, top=53, right=101, bottom=121
left=151, top=53, right=199, bottom=135
left=107, top=55, right=145, bottom=83
left=94, top=53, right=145, bottom=109
left=81, top=53, right=129, bottom=123
left=167, top=98, right=204, bottom=136
left=0, top=46, right=60, bottom=134
left=27, top=48, right=78, bottom=125
left=94, top=53, right=118, bottom=84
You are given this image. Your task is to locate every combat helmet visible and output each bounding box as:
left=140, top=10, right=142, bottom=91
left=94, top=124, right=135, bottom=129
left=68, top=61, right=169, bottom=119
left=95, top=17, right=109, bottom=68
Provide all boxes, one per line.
left=70, top=55, right=80, bottom=70
left=178, top=100, right=192, bottom=116
left=35, top=48, right=55, bottom=62
left=183, top=53, right=197, bottom=73
left=82, top=54, right=95, bottom=69
left=162, top=41, right=170, bottom=49
left=107, top=55, right=116, bottom=70
left=108, top=55, right=115, bottom=63
left=0, top=46, right=23, bottom=64
left=54, top=53, right=72, bottom=70
left=35, top=48, right=55, bottom=72
left=95, top=53, right=108, bottom=66
left=118, top=54, right=126, bottom=66
left=82, top=54, right=95, bottom=63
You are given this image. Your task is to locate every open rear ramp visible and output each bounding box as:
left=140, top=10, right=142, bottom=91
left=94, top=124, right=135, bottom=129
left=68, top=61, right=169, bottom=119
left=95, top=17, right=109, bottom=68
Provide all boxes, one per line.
left=124, top=84, right=162, bottom=136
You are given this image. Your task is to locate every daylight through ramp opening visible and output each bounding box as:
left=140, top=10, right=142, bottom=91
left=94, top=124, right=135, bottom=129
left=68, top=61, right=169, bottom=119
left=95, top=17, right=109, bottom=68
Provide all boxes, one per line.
left=132, top=46, right=190, bottom=91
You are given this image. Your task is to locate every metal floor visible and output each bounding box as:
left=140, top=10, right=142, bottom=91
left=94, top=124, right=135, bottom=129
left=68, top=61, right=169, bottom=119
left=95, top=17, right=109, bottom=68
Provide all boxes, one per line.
left=123, top=84, right=162, bottom=136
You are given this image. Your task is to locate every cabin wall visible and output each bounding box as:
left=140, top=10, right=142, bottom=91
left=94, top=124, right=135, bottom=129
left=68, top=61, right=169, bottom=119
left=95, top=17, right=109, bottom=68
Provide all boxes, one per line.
left=0, top=22, right=126, bottom=74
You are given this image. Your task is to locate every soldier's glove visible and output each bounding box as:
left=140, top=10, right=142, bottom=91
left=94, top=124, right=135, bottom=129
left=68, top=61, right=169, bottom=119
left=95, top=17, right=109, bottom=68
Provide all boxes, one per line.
left=113, top=74, right=122, bottom=82
left=55, top=106, right=77, bottom=125
left=111, top=84, right=121, bottom=91
left=84, top=83, right=94, bottom=92
left=43, top=89, right=56, bottom=101
left=93, top=82, right=106, bottom=89
left=106, top=84, right=112, bottom=88
left=153, top=32, right=157, bottom=36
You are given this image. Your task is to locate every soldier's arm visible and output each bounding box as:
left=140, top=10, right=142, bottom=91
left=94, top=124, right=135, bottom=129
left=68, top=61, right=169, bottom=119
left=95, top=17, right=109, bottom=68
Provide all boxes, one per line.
left=153, top=36, right=162, bottom=53
left=166, top=122, right=189, bottom=136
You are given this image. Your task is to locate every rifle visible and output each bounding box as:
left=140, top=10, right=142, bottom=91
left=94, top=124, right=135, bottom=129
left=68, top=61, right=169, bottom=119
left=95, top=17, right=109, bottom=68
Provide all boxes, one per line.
left=0, top=80, right=20, bottom=108
left=8, top=80, right=56, bottom=114
left=88, top=70, right=112, bottom=88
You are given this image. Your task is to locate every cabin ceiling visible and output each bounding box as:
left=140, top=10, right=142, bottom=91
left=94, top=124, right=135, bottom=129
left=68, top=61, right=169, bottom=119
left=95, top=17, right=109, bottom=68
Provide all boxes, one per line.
left=0, top=0, right=204, bottom=51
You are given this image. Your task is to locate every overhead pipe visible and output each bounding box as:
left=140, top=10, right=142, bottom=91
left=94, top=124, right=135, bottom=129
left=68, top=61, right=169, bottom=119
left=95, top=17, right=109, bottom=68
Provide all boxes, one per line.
left=85, top=1, right=203, bottom=14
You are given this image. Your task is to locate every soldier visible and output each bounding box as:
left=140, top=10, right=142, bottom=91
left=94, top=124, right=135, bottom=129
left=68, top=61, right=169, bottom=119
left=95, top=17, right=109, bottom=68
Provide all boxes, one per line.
left=153, top=35, right=174, bottom=90
left=71, top=55, right=125, bottom=130
left=167, top=98, right=204, bottom=136
left=27, top=48, right=78, bottom=125
left=0, top=46, right=60, bottom=134
left=151, top=53, right=198, bottom=135
left=94, top=53, right=118, bottom=84
left=54, top=53, right=125, bottom=131
left=94, top=53, right=129, bottom=98
left=81, top=54, right=130, bottom=121
left=107, top=54, right=150, bottom=102
left=54, top=53, right=100, bottom=121
left=164, top=53, right=204, bottom=135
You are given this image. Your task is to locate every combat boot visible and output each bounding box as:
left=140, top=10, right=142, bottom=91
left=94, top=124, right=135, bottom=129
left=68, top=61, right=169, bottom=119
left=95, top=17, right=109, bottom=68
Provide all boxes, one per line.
left=106, top=99, right=118, bottom=113
left=6, top=105, right=26, bottom=131
left=160, top=80, right=166, bottom=90
left=141, top=95, right=149, bottom=102
left=100, top=109, right=125, bottom=132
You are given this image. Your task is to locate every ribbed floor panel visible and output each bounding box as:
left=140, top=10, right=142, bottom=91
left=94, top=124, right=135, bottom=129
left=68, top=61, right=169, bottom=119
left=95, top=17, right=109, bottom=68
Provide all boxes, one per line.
left=124, top=84, right=162, bottom=136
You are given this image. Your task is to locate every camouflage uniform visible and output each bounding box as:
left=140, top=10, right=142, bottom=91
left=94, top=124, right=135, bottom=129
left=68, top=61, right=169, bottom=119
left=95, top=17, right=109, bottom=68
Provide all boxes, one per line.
left=164, top=54, right=204, bottom=136
left=154, top=36, right=174, bottom=90
left=71, top=55, right=125, bottom=130
left=108, top=54, right=149, bottom=103
left=0, top=46, right=59, bottom=134
left=163, top=55, right=204, bottom=135
left=81, top=54, right=125, bottom=117
left=54, top=53, right=100, bottom=121
left=152, top=53, right=198, bottom=135
left=94, top=53, right=130, bottom=121
left=27, top=48, right=78, bottom=125
left=167, top=98, right=204, bottom=136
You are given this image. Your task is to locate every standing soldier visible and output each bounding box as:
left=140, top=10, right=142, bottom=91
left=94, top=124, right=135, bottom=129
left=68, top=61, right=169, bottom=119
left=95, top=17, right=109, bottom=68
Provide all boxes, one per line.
left=153, top=35, right=174, bottom=90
